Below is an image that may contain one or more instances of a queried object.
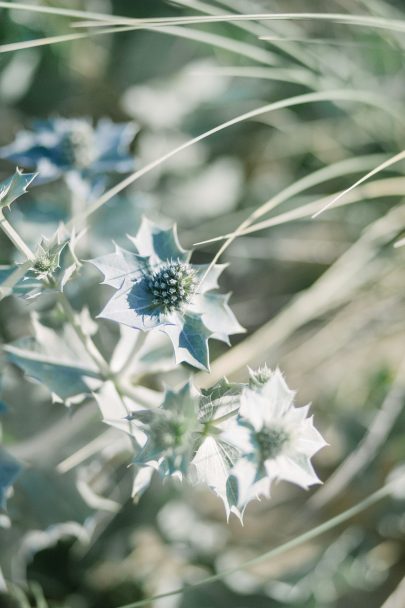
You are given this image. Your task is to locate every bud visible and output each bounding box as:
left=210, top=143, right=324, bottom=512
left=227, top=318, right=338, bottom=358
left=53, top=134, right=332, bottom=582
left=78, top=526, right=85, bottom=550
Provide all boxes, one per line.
left=248, top=364, right=273, bottom=389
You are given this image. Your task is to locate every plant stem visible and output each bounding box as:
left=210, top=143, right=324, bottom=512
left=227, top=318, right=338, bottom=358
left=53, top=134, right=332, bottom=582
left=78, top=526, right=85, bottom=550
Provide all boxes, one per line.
left=0, top=210, right=35, bottom=261
left=57, top=294, right=159, bottom=410
left=210, top=407, right=239, bottom=426
left=117, top=381, right=160, bottom=410
left=117, top=332, right=147, bottom=377
left=56, top=291, right=110, bottom=376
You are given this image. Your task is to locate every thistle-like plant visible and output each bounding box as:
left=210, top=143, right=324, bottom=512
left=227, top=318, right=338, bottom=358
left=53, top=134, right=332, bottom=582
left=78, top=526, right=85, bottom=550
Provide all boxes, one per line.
left=95, top=377, right=244, bottom=516
left=94, top=367, right=325, bottom=521
left=0, top=118, right=138, bottom=181
left=223, top=368, right=327, bottom=514
left=89, top=217, right=244, bottom=370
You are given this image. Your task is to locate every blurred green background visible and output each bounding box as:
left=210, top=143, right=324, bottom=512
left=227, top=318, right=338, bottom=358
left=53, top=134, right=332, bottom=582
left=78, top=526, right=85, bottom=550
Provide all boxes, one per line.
left=0, top=1, right=405, bottom=607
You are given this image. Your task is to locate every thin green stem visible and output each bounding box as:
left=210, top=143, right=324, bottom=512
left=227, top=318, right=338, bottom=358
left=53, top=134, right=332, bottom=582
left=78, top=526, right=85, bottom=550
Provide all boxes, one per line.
left=209, top=407, right=239, bottom=426
left=56, top=291, right=110, bottom=376
left=57, top=295, right=158, bottom=409
left=0, top=210, right=35, bottom=260
left=116, top=475, right=402, bottom=608
left=117, top=332, right=147, bottom=377
left=116, top=381, right=159, bottom=410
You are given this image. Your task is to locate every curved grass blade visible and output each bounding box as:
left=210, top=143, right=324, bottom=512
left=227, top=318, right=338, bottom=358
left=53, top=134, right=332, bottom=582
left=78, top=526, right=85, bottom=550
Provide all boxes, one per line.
left=69, top=89, right=402, bottom=232
left=313, top=150, right=405, bottom=217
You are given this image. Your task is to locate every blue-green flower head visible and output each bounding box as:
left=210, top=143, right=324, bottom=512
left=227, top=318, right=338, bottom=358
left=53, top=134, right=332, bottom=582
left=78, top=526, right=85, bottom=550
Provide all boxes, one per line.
left=223, top=368, right=327, bottom=514
left=96, top=378, right=245, bottom=516
left=147, top=260, right=199, bottom=313
left=0, top=118, right=138, bottom=181
left=132, top=382, right=201, bottom=477
left=89, top=217, right=244, bottom=370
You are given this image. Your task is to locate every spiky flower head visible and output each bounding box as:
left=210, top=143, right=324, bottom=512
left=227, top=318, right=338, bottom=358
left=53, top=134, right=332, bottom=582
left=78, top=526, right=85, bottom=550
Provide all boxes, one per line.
left=59, top=121, right=95, bottom=169
left=89, top=217, right=244, bottom=370
left=94, top=377, right=245, bottom=513
left=93, top=368, right=324, bottom=522
left=133, top=383, right=201, bottom=476
left=148, top=260, right=198, bottom=312
left=31, top=234, right=68, bottom=281
left=223, top=368, right=327, bottom=515
left=248, top=364, right=273, bottom=389
left=5, top=229, right=79, bottom=300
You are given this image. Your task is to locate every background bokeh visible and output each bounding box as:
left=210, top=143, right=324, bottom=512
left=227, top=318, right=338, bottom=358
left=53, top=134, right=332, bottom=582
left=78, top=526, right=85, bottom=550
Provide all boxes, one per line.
left=0, top=1, right=405, bottom=607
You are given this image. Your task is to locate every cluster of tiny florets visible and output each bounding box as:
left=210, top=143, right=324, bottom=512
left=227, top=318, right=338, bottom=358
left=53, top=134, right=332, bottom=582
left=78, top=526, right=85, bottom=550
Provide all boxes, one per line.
left=150, top=416, right=188, bottom=450
left=256, top=427, right=290, bottom=460
left=249, top=365, right=273, bottom=389
left=33, top=253, right=54, bottom=275
left=60, top=124, right=95, bottom=168
left=147, top=260, right=198, bottom=312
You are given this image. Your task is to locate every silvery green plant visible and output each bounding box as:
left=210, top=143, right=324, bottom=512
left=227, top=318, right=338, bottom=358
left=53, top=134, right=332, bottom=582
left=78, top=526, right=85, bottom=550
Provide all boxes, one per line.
left=0, top=129, right=325, bottom=525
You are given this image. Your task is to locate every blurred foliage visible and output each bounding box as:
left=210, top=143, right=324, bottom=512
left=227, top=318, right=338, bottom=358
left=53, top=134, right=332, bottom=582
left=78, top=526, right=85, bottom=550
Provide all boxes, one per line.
left=0, top=1, right=405, bottom=607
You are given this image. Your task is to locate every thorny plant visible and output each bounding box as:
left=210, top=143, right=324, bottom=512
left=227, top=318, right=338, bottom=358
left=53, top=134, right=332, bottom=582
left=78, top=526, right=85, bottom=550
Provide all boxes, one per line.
left=0, top=2, right=404, bottom=608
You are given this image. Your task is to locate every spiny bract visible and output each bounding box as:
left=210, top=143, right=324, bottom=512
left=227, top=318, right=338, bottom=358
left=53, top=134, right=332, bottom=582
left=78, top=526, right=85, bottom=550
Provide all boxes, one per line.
left=89, top=217, right=244, bottom=370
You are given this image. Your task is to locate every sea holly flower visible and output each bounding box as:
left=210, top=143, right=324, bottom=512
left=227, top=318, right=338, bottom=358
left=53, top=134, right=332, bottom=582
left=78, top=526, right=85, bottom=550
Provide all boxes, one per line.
left=223, top=368, right=327, bottom=515
left=96, top=378, right=243, bottom=508
left=95, top=381, right=202, bottom=497
left=94, top=367, right=324, bottom=521
left=131, top=382, right=201, bottom=478
left=31, top=233, right=68, bottom=280
left=0, top=118, right=138, bottom=181
left=89, top=217, right=244, bottom=370
left=11, top=229, right=79, bottom=299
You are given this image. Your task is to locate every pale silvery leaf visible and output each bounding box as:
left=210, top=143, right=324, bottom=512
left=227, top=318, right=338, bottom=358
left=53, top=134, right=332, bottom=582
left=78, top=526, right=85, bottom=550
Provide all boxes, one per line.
left=4, top=315, right=102, bottom=404
left=90, top=217, right=244, bottom=370
left=191, top=436, right=241, bottom=521
left=132, top=466, right=154, bottom=501
left=88, top=244, right=149, bottom=289
left=0, top=167, right=37, bottom=209
left=189, top=377, right=245, bottom=519
left=128, top=217, right=188, bottom=265
left=93, top=381, right=148, bottom=446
